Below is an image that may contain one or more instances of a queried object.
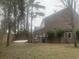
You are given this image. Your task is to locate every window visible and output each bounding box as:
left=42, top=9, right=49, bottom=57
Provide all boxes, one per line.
left=68, top=33, right=71, bottom=38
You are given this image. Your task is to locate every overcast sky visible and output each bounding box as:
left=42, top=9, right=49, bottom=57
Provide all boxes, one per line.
left=33, top=0, right=64, bottom=28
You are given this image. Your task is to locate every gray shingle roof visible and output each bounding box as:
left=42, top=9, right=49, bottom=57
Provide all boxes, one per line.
left=44, top=8, right=79, bottom=31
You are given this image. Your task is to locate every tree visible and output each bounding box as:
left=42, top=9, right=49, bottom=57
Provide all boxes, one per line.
left=0, top=0, right=26, bottom=46
left=61, top=0, right=78, bottom=47
left=0, top=0, right=45, bottom=44
left=29, top=0, right=45, bottom=42
left=13, top=0, right=25, bottom=41
left=1, top=0, right=13, bottom=46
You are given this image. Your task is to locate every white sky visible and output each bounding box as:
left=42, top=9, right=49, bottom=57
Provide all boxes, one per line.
left=33, top=0, right=64, bottom=28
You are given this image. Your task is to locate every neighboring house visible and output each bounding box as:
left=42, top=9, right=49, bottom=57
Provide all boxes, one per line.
left=34, top=8, right=79, bottom=43
left=33, top=27, right=45, bottom=43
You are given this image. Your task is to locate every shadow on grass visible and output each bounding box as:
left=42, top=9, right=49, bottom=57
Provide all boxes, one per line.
left=64, top=44, right=79, bottom=48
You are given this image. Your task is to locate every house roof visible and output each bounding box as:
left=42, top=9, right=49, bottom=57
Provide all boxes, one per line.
left=34, top=27, right=45, bottom=34
left=44, top=8, right=79, bottom=31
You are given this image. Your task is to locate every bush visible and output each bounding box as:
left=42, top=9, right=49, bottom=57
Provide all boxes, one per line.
left=56, top=30, right=64, bottom=42
left=76, top=31, right=79, bottom=39
left=47, top=30, right=64, bottom=43
left=47, top=31, right=55, bottom=39
left=56, top=30, right=64, bottom=38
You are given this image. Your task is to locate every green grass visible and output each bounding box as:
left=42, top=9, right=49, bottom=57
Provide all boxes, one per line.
left=0, top=43, right=79, bottom=59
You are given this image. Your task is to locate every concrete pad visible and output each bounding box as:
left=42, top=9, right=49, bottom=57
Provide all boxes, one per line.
left=13, top=40, right=28, bottom=43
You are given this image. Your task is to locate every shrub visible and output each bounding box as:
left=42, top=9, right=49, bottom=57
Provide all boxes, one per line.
left=47, top=31, right=55, bottom=39
left=56, top=30, right=64, bottom=42
left=56, top=30, right=64, bottom=38
left=47, top=30, right=64, bottom=42
left=76, top=31, right=79, bottom=39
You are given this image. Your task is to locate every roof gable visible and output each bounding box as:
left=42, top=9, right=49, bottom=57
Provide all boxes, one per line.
left=44, top=8, right=79, bottom=30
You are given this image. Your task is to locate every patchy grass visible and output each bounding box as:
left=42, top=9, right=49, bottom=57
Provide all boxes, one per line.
left=0, top=43, right=79, bottom=59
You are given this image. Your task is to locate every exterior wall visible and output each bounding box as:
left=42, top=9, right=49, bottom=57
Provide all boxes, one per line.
left=61, top=32, right=74, bottom=43
left=34, top=31, right=76, bottom=43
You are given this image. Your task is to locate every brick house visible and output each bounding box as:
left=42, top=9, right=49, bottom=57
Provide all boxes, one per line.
left=34, top=8, right=79, bottom=43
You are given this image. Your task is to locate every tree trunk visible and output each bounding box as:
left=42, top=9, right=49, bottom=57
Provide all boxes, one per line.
left=6, top=2, right=11, bottom=47
left=26, top=7, right=30, bottom=43
left=30, top=5, right=33, bottom=43
left=70, top=6, right=78, bottom=47
left=6, top=23, right=11, bottom=47
left=17, top=20, right=19, bottom=33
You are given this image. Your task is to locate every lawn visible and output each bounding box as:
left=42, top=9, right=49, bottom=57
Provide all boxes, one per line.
left=0, top=43, right=79, bottom=59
